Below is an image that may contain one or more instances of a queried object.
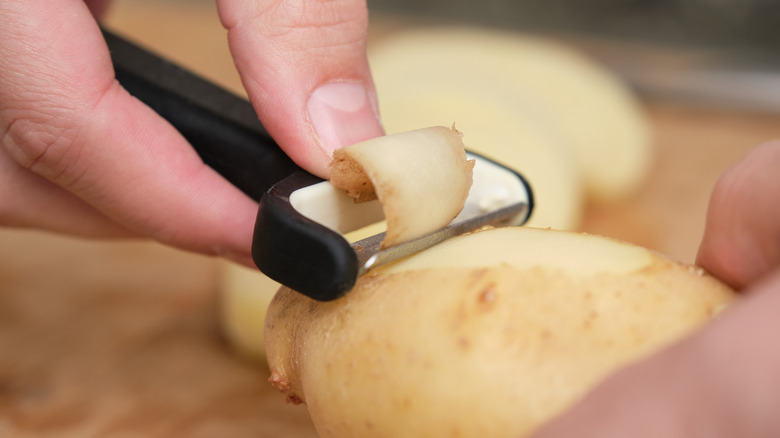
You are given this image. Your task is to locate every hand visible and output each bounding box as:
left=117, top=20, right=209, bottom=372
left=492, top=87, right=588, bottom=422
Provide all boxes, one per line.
left=0, top=0, right=383, bottom=265
left=532, top=140, right=780, bottom=437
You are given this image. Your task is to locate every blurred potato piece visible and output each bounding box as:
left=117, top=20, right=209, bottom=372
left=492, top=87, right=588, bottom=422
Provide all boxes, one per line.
left=219, top=262, right=279, bottom=364
left=373, top=82, right=581, bottom=230
left=369, top=26, right=652, bottom=211
left=218, top=223, right=388, bottom=363
left=265, top=227, right=735, bottom=438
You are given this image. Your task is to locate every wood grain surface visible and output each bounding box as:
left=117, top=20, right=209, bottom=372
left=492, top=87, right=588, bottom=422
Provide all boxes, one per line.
left=1, top=1, right=779, bottom=436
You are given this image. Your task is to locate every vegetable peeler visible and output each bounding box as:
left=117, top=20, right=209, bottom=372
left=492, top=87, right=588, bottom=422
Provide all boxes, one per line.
left=103, top=29, right=534, bottom=301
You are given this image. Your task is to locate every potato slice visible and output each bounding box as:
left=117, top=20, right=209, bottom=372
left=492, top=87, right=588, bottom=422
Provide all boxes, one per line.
left=330, top=126, right=474, bottom=248
left=218, top=262, right=279, bottom=363
left=265, top=227, right=735, bottom=438
left=369, top=26, right=652, bottom=205
left=373, top=81, right=582, bottom=230
left=218, top=223, right=389, bottom=364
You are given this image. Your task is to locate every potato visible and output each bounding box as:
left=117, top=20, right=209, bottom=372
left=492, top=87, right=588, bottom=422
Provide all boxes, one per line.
left=369, top=26, right=652, bottom=213
left=218, top=262, right=280, bottom=363
left=264, top=226, right=735, bottom=438
left=373, top=80, right=581, bottom=230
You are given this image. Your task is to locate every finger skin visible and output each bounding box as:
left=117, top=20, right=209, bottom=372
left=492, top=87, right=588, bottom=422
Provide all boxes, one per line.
left=532, top=271, right=780, bottom=438
left=0, top=0, right=257, bottom=262
left=0, top=147, right=135, bottom=238
left=217, top=0, right=384, bottom=178
left=697, top=140, right=780, bottom=289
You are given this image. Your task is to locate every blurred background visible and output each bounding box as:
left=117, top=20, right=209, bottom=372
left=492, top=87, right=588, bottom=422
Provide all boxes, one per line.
left=372, top=0, right=780, bottom=50
left=369, top=0, right=780, bottom=113
left=104, top=0, right=780, bottom=113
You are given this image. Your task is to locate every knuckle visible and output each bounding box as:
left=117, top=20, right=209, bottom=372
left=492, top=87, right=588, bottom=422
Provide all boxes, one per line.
left=250, top=0, right=368, bottom=48
left=1, top=108, right=86, bottom=188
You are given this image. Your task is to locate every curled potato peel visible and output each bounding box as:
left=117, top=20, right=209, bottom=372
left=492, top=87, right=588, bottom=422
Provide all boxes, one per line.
left=330, top=125, right=474, bottom=248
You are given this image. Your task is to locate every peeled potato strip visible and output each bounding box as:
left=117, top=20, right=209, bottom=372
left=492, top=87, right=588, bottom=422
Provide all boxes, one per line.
left=330, top=126, right=474, bottom=248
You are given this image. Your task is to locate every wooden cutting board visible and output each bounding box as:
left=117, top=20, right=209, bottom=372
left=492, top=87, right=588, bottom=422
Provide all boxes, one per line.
left=1, top=1, right=779, bottom=436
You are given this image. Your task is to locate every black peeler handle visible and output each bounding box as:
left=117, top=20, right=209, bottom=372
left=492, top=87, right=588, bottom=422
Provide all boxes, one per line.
left=103, top=29, right=301, bottom=201
left=104, top=28, right=358, bottom=301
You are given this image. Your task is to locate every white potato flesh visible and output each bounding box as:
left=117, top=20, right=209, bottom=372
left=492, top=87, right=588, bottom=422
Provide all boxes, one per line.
left=373, top=82, right=582, bottom=230
left=330, top=126, right=474, bottom=248
left=382, top=226, right=653, bottom=275
left=218, top=262, right=279, bottom=363
left=264, top=227, right=735, bottom=438
left=369, top=26, right=652, bottom=204
left=218, top=223, right=389, bottom=363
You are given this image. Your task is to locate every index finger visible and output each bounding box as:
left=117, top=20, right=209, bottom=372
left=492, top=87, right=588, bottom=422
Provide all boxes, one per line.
left=217, top=0, right=385, bottom=178
left=0, top=0, right=257, bottom=260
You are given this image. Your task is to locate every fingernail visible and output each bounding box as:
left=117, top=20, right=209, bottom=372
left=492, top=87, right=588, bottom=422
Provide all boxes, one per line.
left=307, top=82, right=384, bottom=156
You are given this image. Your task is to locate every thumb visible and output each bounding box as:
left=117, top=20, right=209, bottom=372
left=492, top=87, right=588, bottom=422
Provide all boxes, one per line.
left=217, top=0, right=384, bottom=178
left=696, top=140, right=780, bottom=289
